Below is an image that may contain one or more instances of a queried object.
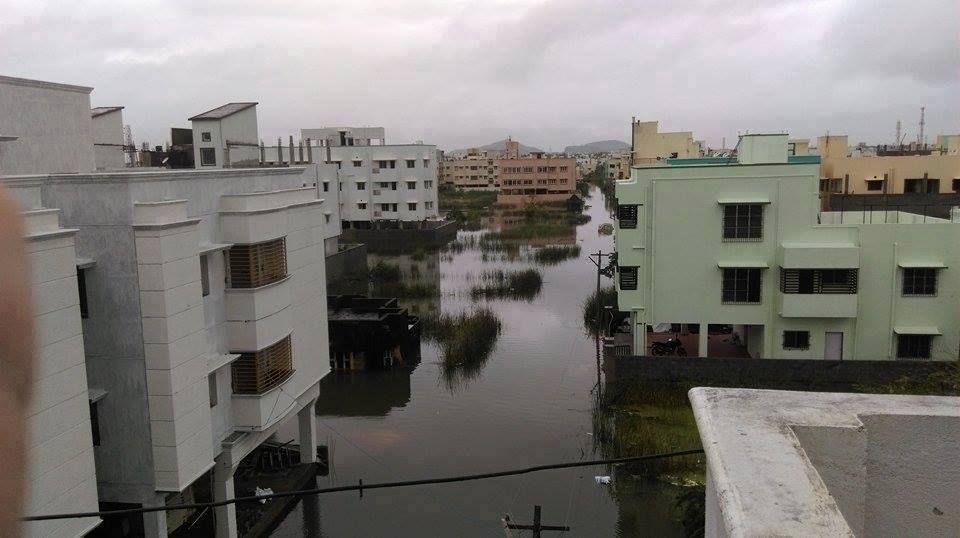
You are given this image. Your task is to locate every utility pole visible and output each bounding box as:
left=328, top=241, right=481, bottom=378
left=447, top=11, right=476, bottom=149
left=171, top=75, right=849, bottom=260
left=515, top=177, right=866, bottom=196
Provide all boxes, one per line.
left=503, top=505, right=570, bottom=537
left=918, top=106, right=926, bottom=146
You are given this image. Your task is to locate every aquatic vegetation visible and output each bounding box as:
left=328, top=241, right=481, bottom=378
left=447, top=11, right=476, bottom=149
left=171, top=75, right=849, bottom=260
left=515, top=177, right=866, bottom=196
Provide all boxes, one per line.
left=583, top=286, right=620, bottom=336
left=369, top=261, right=402, bottom=283
left=469, top=268, right=543, bottom=300
left=532, top=244, right=581, bottom=265
left=421, top=308, right=502, bottom=371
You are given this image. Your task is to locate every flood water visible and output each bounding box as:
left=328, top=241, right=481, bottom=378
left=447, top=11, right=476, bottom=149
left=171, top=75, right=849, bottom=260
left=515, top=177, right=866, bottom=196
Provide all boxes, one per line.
left=270, top=186, right=686, bottom=537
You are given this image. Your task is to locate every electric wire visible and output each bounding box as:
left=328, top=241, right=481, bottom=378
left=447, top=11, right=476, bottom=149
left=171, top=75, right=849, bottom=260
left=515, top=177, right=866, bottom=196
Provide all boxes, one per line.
left=23, top=449, right=704, bottom=521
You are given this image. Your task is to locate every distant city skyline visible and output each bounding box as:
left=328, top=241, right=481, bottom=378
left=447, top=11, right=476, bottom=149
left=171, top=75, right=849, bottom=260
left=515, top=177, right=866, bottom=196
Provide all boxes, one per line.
left=2, top=0, right=956, bottom=151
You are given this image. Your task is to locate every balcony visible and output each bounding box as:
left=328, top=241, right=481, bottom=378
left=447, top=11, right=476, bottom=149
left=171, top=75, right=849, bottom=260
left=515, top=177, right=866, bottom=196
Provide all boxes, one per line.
left=780, top=293, right=857, bottom=318
left=230, top=335, right=297, bottom=430
left=231, top=335, right=293, bottom=394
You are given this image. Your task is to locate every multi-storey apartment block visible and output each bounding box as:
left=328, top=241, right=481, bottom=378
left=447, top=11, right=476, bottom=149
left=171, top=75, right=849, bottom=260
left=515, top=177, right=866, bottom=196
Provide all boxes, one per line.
left=497, top=152, right=577, bottom=204
left=817, top=134, right=960, bottom=195
left=615, top=133, right=960, bottom=361
left=440, top=148, right=500, bottom=190
left=2, top=75, right=330, bottom=538
left=301, top=127, right=439, bottom=227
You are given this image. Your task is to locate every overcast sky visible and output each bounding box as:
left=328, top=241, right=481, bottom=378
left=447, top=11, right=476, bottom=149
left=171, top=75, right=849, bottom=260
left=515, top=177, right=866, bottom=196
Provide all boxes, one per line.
left=2, top=0, right=957, bottom=151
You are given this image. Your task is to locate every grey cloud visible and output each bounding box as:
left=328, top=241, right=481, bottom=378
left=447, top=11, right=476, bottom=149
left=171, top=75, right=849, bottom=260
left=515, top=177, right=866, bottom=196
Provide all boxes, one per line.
left=0, top=0, right=956, bottom=151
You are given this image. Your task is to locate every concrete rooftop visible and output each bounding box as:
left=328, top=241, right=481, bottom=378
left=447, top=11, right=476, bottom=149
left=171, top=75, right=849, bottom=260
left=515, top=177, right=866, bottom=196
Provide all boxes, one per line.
left=690, top=387, right=959, bottom=537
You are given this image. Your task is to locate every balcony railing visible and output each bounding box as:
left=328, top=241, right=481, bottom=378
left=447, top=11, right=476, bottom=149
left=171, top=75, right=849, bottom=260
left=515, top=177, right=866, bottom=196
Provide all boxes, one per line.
left=228, top=238, right=287, bottom=289
left=231, top=335, right=294, bottom=394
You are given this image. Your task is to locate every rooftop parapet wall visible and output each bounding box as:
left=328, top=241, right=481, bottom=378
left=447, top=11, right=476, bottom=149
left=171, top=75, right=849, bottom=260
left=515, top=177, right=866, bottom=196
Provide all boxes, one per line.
left=690, top=388, right=960, bottom=538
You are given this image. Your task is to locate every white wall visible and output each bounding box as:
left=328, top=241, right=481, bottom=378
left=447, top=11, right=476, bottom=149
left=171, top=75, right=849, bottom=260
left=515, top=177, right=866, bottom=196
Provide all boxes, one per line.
left=330, top=145, right=439, bottom=222
left=22, top=211, right=100, bottom=538
left=92, top=109, right=124, bottom=170
left=0, top=75, right=95, bottom=174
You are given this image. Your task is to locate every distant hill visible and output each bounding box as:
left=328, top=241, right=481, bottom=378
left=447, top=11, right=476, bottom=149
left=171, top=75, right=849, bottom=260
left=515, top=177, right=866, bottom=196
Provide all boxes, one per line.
left=563, top=140, right=629, bottom=154
left=448, top=139, right=543, bottom=156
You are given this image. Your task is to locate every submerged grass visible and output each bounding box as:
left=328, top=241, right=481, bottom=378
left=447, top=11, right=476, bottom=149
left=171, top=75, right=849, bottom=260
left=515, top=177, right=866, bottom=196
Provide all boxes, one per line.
left=583, top=286, right=619, bottom=336
left=469, top=268, right=543, bottom=300
left=421, top=307, right=503, bottom=375
left=532, top=244, right=581, bottom=265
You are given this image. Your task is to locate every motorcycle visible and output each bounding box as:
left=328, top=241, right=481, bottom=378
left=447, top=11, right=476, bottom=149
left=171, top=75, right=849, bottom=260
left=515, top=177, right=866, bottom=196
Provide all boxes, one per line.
left=650, top=338, right=687, bottom=356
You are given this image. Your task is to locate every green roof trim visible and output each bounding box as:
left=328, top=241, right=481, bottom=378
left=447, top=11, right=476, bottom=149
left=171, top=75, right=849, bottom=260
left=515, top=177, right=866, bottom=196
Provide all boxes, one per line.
left=648, top=154, right=822, bottom=169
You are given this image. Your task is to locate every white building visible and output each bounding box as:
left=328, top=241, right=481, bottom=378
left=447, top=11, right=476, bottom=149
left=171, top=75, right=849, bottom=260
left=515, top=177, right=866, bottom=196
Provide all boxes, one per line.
left=616, top=133, right=960, bottom=360
left=0, top=75, right=102, bottom=538
left=2, top=76, right=331, bottom=538
left=0, top=75, right=97, bottom=175
left=4, top=184, right=102, bottom=538
left=301, top=127, right=439, bottom=227
left=691, top=387, right=959, bottom=537
left=91, top=106, right=125, bottom=170
left=190, top=102, right=260, bottom=168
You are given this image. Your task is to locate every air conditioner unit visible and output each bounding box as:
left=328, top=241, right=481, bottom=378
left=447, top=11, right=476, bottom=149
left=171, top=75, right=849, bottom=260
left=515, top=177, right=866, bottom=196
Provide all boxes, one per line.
left=372, top=168, right=380, bottom=174
left=374, top=211, right=382, bottom=217
left=373, top=189, right=382, bottom=195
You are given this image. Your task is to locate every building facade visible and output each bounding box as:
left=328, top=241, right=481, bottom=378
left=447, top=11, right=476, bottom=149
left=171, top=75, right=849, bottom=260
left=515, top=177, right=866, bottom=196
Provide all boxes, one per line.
left=0, top=75, right=97, bottom=175
left=91, top=106, right=125, bottom=170
left=301, top=127, right=439, bottom=227
left=631, top=119, right=702, bottom=165
left=2, top=76, right=332, bottom=538
left=497, top=153, right=577, bottom=204
left=190, top=102, right=260, bottom=169
left=440, top=149, right=500, bottom=190
left=818, top=134, right=960, bottom=195
left=603, top=153, right=632, bottom=180
left=5, top=184, right=103, bottom=538
left=615, top=133, right=960, bottom=361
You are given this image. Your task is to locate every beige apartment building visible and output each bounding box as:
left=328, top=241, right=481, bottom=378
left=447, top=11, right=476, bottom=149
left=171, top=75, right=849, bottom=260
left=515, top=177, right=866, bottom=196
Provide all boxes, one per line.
left=498, top=153, right=577, bottom=204
left=818, top=135, right=960, bottom=195
left=631, top=119, right=702, bottom=165
left=441, top=149, right=500, bottom=190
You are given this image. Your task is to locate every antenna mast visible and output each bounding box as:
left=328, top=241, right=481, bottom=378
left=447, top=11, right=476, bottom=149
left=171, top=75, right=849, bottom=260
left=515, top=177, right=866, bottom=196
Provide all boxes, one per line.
left=918, top=107, right=926, bottom=146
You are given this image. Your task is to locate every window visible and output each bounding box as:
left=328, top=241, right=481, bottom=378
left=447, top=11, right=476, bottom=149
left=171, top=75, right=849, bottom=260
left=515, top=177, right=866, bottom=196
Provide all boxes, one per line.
left=722, top=204, right=763, bottom=240
left=866, top=179, right=884, bottom=191
left=902, top=268, right=937, bottom=296
left=779, top=269, right=858, bottom=294
left=201, top=132, right=212, bottom=142
left=391, top=203, right=398, bottom=212
left=423, top=159, right=430, bottom=167
left=617, top=205, right=638, bottom=229
left=619, top=266, right=638, bottom=290
left=897, top=334, right=932, bottom=359
left=406, top=159, right=416, bottom=168
left=406, top=181, right=416, bottom=189
left=669, top=152, right=679, bottom=158
left=324, top=214, right=331, bottom=224
left=722, top=268, right=762, bottom=303
left=953, top=178, right=960, bottom=193
left=408, top=202, right=417, bottom=211
left=424, top=180, right=433, bottom=189
left=358, top=203, right=367, bottom=210
left=208, top=373, right=218, bottom=407
left=338, top=182, right=343, bottom=191
left=390, top=182, right=398, bottom=191
left=200, top=254, right=210, bottom=297
left=425, top=201, right=434, bottom=210
left=227, top=238, right=287, bottom=289
left=353, top=160, right=362, bottom=167
left=200, top=148, right=216, bottom=166
left=904, top=177, right=940, bottom=194
left=231, top=335, right=294, bottom=394
left=357, top=182, right=366, bottom=190
left=323, top=181, right=329, bottom=192
left=377, top=160, right=397, bottom=169
left=89, top=401, right=100, bottom=446
left=77, top=268, right=89, bottom=319
left=783, top=330, right=810, bottom=350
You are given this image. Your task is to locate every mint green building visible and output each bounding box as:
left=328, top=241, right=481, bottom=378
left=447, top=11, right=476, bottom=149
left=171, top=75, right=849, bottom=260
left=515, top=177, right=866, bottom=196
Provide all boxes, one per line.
left=614, top=133, right=960, bottom=361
